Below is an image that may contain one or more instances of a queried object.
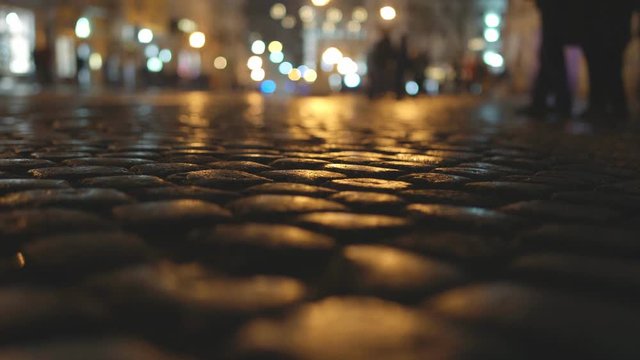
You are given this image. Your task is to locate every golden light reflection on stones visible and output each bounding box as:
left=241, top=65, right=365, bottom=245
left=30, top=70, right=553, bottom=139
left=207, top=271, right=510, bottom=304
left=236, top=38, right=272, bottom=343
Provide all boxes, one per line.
left=235, top=297, right=459, bottom=360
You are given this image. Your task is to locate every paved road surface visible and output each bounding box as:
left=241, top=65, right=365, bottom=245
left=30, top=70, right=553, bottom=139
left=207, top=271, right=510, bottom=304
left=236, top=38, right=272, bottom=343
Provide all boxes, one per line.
left=1, top=91, right=639, bottom=359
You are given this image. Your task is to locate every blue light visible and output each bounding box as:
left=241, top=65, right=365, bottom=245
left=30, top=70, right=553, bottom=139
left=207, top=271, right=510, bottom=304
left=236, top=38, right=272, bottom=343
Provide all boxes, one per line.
left=405, top=81, right=420, bottom=96
left=260, top=80, right=277, bottom=94
left=270, top=51, right=285, bottom=63
left=279, top=62, right=293, bottom=75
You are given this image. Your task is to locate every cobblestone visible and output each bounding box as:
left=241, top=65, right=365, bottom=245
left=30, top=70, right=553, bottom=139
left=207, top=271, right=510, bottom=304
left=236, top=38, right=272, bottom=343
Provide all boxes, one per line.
left=1, top=92, right=639, bottom=358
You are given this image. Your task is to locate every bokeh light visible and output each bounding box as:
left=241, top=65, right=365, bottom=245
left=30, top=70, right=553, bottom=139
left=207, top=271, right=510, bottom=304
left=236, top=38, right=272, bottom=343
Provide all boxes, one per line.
left=405, top=81, right=420, bottom=96
left=337, top=57, right=358, bottom=75
left=251, top=40, right=266, bottom=55
left=159, top=49, right=172, bottom=63
left=268, top=41, right=283, bottom=53
left=344, top=73, right=361, bottom=88
left=303, top=69, right=318, bottom=83
left=269, top=52, right=284, bottom=63
left=311, top=0, right=330, bottom=6
left=137, top=28, right=153, bottom=43
left=484, top=28, right=500, bottom=43
left=189, top=31, right=206, bottom=49
left=322, top=47, right=343, bottom=65
left=352, top=7, right=368, bottom=22
left=89, top=53, right=102, bottom=70
left=260, top=80, right=277, bottom=94
left=75, top=17, right=91, bottom=39
left=483, top=51, right=504, bottom=68
left=299, top=6, right=315, bottom=23
left=251, top=68, right=266, bottom=81
left=145, top=44, right=159, bottom=58
left=214, top=56, right=228, bottom=69
left=288, top=68, right=302, bottom=81
left=380, top=6, right=397, bottom=21
left=279, top=62, right=293, bottom=75
left=147, top=57, right=163, bottom=72
left=247, top=56, right=263, bottom=70
left=281, top=16, right=296, bottom=29
left=327, top=8, right=343, bottom=23
left=270, top=3, right=287, bottom=20
left=484, top=13, right=501, bottom=28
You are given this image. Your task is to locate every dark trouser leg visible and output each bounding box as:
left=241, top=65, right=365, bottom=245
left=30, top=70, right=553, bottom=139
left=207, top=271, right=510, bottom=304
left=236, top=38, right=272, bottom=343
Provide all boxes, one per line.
left=606, top=46, right=629, bottom=116
left=583, top=43, right=608, bottom=114
left=531, top=35, right=551, bottom=109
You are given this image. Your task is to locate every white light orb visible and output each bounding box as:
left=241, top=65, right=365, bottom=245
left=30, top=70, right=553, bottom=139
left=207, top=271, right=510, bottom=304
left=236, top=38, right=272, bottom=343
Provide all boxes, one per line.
left=247, top=55, right=263, bottom=70
left=344, top=73, right=361, bottom=88
left=147, top=57, right=163, bottom=72
left=137, top=28, right=153, bottom=44
left=251, top=68, right=266, bottom=82
left=251, top=40, right=266, bottom=55
left=189, top=31, right=206, bottom=49
left=337, top=57, right=358, bottom=75
left=311, top=0, right=330, bottom=6
left=75, top=17, right=91, bottom=39
left=303, top=69, right=318, bottom=83
left=484, top=28, right=500, bottom=42
left=322, top=47, right=343, bottom=65
left=484, top=13, right=501, bottom=28
left=380, top=6, right=397, bottom=21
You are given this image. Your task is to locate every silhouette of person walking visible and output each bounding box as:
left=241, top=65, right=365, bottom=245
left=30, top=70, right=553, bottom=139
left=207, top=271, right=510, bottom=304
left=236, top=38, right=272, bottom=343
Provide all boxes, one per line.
left=522, top=0, right=573, bottom=117
left=581, top=1, right=636, bottom=121
left=367, top=31, right=395, bottom=99
left=394, top=35, right=410, bottom=99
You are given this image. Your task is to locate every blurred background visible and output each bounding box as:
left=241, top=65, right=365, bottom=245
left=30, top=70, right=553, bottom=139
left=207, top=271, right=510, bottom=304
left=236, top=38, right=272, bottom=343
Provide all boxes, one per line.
left=0, top=0, right=638, bottom=109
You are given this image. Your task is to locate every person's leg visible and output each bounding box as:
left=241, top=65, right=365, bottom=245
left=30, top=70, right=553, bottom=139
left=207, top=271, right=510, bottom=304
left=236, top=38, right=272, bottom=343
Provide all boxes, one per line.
left=606, top=9, right=633, bottom=118
left=583, top=45, right=604, bottom=113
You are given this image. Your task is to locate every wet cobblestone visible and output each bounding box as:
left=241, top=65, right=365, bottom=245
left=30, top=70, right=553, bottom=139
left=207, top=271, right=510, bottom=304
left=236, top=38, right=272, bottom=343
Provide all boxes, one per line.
left=1, top=92, right=639, bottom=358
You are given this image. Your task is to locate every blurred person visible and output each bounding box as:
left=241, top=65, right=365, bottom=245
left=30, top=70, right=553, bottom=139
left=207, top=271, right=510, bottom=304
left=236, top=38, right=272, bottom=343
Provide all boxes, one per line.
left=394, top=34, right=411, bottom=99
left=367, top=31, right=395, bottom=99
left=413, top=51, right=430, bottom=94
left=581, top=1, right=637, bottom=122
left=520, top=0, right=574, bottom=118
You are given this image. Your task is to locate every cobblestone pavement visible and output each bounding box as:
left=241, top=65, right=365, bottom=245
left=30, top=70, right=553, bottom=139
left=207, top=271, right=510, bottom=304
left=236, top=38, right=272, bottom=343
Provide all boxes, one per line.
left=1, top=91, right=640, bottom=359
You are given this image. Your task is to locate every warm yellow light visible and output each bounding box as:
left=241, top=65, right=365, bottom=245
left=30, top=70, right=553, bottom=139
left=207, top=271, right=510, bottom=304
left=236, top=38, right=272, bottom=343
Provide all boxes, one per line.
left=281, top=16, right=296, bottom=29
left=303, top=69, right=318, bottom=83
left=311, top=0, right=330, bottom=6
left=326, top=8, right=343, bottom=23
left=268, top=41, right=283, bottom=53
left=247, top=55, right=263, bottom=70
left=299, top=6, right=315, bottom=23
left=214, top=56, right=228, bottom=70
left=189, top=31, right=206, bottom=49
left=88, top=53, right=102, bottom=70
left=322, top=47, right=343, bottom=65
left=178, top=19, right=197, bottom=33
left=380, top=6, right=397, bottom=21
left=270, top=3, right=287, bottom=20
left=288, top=68, right=302, bottom=81
left=352, top=7, right=368, bottom=22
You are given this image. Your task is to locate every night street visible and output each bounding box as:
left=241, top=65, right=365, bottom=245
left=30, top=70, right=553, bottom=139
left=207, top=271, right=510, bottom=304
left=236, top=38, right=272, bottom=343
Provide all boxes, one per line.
left=1, top=91, right=640, bottom=359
